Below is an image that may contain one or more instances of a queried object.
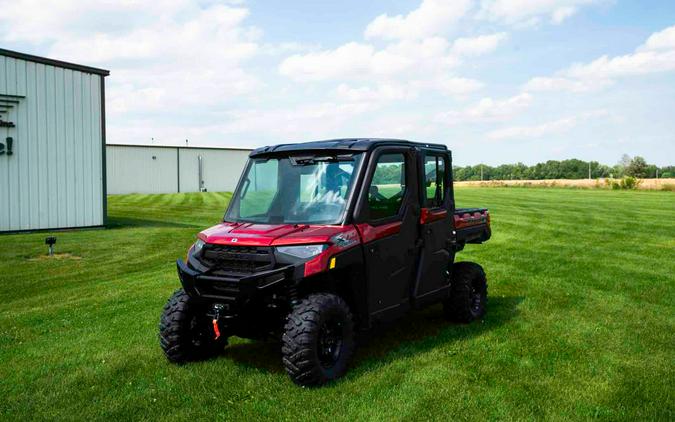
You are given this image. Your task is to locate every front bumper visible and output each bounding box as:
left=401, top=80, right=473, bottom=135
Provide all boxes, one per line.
left=176, top=259, right=297, bottom=303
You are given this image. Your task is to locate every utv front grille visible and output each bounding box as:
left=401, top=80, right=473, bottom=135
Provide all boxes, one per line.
left=198, top=244, right=274, bottom=275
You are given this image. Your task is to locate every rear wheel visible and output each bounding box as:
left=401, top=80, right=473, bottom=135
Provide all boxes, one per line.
left=159, top=289, right=227, bottom=363
left=281, top=293, right=355, bottom=386
left=444, top=261, right=487, bottom=323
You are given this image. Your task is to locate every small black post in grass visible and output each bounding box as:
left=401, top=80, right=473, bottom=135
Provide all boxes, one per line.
left=45, top=237, right=56, bottom=256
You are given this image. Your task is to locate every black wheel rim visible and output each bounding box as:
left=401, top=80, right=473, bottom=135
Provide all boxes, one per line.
left=470, top=283, right=483, bottom=315
left=317, top=320, right=343, bottom=369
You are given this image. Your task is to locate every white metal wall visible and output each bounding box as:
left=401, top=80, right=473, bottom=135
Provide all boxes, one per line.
left=106, top=145, right=251, bottom=194
left=106, top=146, right=178, bottom=194
left=0, top=54, right=104, bottom=232
left=178, top=148, right=250, bottom=193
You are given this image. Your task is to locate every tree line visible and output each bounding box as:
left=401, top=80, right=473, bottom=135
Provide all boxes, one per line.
left=453, top=155, right=674, bottom=181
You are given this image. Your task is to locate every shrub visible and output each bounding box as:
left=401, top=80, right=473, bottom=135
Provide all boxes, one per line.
left=620, top=176, right=641, bottom=190
left=606, top=176, right=642, bottom=190
left=621, top=177, right=635, bottom=189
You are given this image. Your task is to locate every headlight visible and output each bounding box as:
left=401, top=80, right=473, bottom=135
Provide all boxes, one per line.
left=192, top=239, right=206, bottom=255
left=276, top=244, right=327, bottom=259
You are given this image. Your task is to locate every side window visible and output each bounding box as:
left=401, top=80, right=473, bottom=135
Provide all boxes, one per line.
left=424, top=154, right=446, bottom=208
left=368, top=153, right=406, bottom=220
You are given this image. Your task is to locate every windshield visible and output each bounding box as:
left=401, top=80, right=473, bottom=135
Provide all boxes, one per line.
left=225, top=153, right=364, bottom=224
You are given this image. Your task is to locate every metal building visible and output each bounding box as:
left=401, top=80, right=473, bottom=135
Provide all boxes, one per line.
left=106, top=144, right=252, bottom=194
left=0, top=49, right=109, bottom=232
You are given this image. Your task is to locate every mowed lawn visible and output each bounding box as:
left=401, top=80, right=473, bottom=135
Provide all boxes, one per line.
left=1, top=188, right=673, bottom=420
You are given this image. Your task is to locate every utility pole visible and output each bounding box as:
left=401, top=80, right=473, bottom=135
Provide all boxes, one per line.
left=480, top=164, right=483, bottom=181
left=588, top=161, right=592, bottom=180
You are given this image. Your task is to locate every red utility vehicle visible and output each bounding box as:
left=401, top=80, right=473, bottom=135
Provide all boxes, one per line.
left=160, top=139, right=491, bottom=386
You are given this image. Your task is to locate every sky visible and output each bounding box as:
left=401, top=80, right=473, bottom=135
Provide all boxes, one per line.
left=1, top=0, right=674, bottom=166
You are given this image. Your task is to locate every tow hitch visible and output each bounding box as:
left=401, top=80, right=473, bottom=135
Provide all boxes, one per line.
left=211, top=303, right=226, bottom=340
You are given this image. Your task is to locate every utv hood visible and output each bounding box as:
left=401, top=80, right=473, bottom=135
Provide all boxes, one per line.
left=199, top=222, right=350, bottom=247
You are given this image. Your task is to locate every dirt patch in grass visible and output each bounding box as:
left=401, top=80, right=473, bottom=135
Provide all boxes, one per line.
left=27, top=253, right=83, bottom=261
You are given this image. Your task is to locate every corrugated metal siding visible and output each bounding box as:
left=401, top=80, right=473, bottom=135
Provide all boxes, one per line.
left=106, top=146, right=178, bottom=194
left=0, top=54, right=104, bottom=231
left=178, top=148, right=249, bottom=193
left=106, top=146, right=250, bottom=194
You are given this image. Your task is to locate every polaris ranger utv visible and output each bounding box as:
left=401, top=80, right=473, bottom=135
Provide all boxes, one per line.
left=159, top=138, right=490, bottom=386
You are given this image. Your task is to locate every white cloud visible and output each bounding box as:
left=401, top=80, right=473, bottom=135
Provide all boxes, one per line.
left=551, top=6, right=577, bottom=24
left=48, top=5, right=259, bottom=64
left=280, top=37, right=461, bottom=82
left=487, top=116, right=576, bottom=140
left=436, top=92, right=532, bottom=124
left=107, top=99, right=383, bottom=146
left=278, top=2, right=518, bottom=103
left=478, top=0, right=600, bottom=26
left=365, top=0, right=473, bottom=40
left=567, top=50, right=675, bottom=79
left=0, top=1, right=265, bottom=121
left=451, top=32, right=509, bottom=56
left=336, top=83, right=417, bottom=102
left=640, top=25, right=675, bottom=51
left=486, top=109, right=607, bottom=140
left=279, top=42, right=375, bottom=81
left=436, top=77, right=485, bottom=96
left=523, top=76, right=612, bottom=92
left=333, top=76, right=482, bottom=108
left=525, top=25, right=675, bottom=93
left=278, top=35, right=484, bottom=99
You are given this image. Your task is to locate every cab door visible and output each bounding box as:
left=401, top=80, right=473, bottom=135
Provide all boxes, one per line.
left=412, top=150, right=453, bottom=306
left=354, top=147, right=419, bottom=321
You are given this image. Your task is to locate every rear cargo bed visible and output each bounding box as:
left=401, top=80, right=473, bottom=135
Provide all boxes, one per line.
left=454, top=208, right=491, bottom=244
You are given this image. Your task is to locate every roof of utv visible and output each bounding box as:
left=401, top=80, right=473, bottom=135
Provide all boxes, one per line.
left=250, top=138, right=447, bottom=157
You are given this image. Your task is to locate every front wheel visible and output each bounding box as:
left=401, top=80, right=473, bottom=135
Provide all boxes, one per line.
left=159, top=289, right=227, bottom=363
left=444, top=261, right=487, bottom=323
left=281, top=293, right=355, bottom=386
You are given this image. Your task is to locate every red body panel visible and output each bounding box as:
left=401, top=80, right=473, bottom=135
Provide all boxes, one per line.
left=198, top=220, right=409, bottom=278
left=199, top=222, right=350, bottom=247
left=419, top=208, right=447, bottom=224
left=303, top=227, right=361, bottom=277
left=355, top=221, right=402, bottom=244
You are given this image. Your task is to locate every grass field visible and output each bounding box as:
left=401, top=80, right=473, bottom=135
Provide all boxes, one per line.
left=455, top=178, right=675, bottom=190
left=1, top=188, right=673, bottom=420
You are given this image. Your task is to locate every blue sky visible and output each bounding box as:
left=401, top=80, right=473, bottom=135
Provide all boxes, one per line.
left=1, top=0, right=674, bottom=165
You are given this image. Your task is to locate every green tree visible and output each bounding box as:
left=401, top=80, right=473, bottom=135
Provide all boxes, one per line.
left=619, top=154, right=632, bottom=168
left=626, top=156, right=648, bottom=178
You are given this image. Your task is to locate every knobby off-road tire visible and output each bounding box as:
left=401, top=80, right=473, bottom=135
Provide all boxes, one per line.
left=444, top=261, right=487, bottom=323
left=159, top=289, right=227, bottom=363
left=281, top=293, right=355, bottom=387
